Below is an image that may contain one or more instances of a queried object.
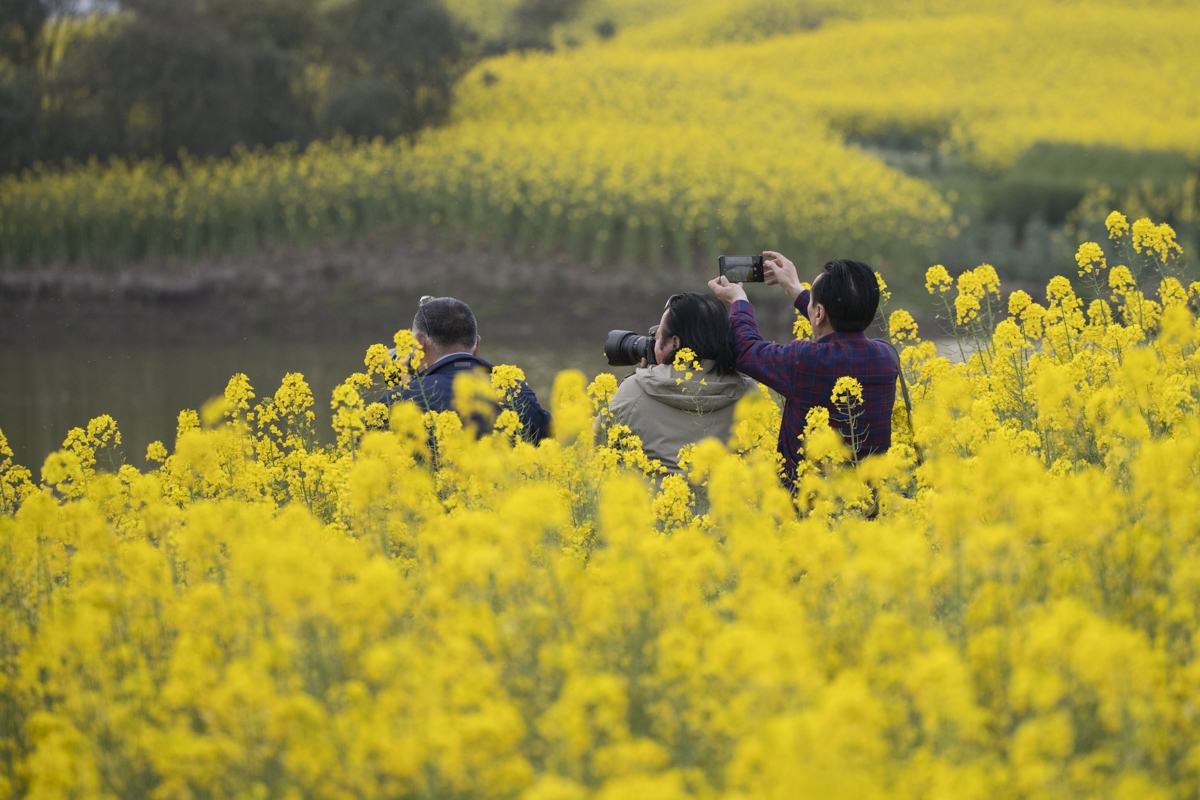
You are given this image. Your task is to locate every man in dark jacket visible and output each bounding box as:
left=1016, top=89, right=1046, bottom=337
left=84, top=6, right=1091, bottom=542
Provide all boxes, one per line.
left=381, top=296, right=552, bottom=444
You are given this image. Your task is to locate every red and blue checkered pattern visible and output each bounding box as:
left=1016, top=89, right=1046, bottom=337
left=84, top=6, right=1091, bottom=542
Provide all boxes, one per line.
left=730, top=291, right=898, bottom=484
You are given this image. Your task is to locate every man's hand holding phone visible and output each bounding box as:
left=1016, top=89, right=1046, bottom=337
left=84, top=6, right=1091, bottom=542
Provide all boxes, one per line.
left=708, top=275, right=748, bottom=308
left=763, top=250, right=803, bottom=300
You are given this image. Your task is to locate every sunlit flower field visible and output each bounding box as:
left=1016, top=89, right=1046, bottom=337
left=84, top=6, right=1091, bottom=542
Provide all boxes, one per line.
left=4, top=0, right=1200, bottom=268
left=3, top=216, right=1199, bottom=798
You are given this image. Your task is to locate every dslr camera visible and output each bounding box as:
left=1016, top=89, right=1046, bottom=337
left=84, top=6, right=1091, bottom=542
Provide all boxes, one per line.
left=604, top=325, right=660, bottom=367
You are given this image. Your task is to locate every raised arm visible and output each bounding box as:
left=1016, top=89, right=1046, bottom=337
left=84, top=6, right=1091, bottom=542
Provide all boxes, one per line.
left=727, top=299, right=801, bottom=394
left=709, top=272, right=815, bottom=395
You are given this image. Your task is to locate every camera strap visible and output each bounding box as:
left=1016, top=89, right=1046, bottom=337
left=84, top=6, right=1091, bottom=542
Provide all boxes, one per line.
left=876, top=340, right=923, bottom=467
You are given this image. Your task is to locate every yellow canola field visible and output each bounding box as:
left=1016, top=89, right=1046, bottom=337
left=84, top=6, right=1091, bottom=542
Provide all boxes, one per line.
left=745, top=4, right=1200, bottom=169
left=3, top=217, right=1200, bottom=798
left=459, top=0, right=1200, bottom=169
left=3, top=0, right=1200, bottom=268
left=0, top=122, right=946, bottom=269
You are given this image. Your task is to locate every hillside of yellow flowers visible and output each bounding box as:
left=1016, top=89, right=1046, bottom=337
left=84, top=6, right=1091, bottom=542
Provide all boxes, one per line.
left=2, top=215, right=1199, bottom=797
left=4, top=0, right=1199, bottom=272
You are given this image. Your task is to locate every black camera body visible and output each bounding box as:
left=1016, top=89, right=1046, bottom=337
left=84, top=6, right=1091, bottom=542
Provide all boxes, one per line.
left=605, top=325, right=660, bottom=367
left=719, top=255, right=765, bottom=283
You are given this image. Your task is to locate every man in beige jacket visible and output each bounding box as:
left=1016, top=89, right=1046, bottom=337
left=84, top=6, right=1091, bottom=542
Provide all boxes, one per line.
left=600, top=292, right=757, bottom=473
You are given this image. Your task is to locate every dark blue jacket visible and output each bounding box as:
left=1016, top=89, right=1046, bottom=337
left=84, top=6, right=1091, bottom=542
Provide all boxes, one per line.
left=381, top=353, right=551, bottom=444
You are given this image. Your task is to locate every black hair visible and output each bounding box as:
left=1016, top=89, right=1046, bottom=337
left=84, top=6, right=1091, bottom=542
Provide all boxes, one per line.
left=810, top=259, right=879, bottom=333
left=661, top=292, right=739, bottom=376
left=413, top=297, right=478, bottom=351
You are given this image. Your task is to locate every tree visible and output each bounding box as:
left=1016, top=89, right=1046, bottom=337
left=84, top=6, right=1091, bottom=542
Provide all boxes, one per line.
left=1, top=0, right=477, bottom=170
left=510, top=0, right=585, bottom=51
left=44, top=0, right=315, bottom=162
left=1, top=0, right=63, bottom=169
left=202, top=0, right=321, bottom=52
left=0, top=0, right=48, bottom=68
left=322, top=0, right=473, bottom=139
left=0, top=70, right=41, bottom=171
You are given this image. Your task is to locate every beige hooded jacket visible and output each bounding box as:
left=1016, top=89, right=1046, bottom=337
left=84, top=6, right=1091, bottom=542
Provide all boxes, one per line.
left=602, top=359, right=758, bottom=473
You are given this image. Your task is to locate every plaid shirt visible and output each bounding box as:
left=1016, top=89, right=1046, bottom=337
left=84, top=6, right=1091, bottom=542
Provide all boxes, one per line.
left=730, top=291, right=897, bottom=483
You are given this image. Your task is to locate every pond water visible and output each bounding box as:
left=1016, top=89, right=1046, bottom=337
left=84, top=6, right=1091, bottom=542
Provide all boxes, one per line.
left=0, top=338, right=621, bottom=472
left=1, top=331, right=967, bottom=474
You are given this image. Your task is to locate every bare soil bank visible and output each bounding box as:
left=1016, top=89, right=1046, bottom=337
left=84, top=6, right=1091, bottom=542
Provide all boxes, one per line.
left=0, top=240, right=818, bottom=347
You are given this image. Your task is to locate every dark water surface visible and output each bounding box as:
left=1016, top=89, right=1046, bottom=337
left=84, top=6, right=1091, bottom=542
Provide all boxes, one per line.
left=0, top=338, right=620, bottom=473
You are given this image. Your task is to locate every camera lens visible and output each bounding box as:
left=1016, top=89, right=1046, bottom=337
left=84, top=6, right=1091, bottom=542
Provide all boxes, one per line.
left=604, top=330, right=653, bottom=367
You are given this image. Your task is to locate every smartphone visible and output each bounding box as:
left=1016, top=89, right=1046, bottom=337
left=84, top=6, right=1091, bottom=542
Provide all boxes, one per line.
left=718, top=255, right=765, bottom=283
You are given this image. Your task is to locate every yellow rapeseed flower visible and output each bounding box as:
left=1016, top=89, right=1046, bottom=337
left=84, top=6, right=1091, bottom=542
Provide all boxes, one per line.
left=831, top=376, right=865, bottom=406
left=925, top=264, right=953, bottom=294
left=1106, top=210, right=1130, bottom=239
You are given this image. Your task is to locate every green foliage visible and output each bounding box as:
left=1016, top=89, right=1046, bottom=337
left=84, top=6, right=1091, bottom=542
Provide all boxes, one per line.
left=835, top=114, right=953, bottom=153
left=0, top=69, right=40, bottom=172
left=987, top=142, right=1195, bottom=229
left=203, top=0, right=322, bottom=51
left=446, top=0, right=588, bottom=54
left=322, top=0, right=471, bottom=138
left=0, top=0, right=49, bottom=67
left=42, top=1, right=299, bottom=163
left=509, top=0, right=587, bottom=50
left=0, top=0, right=477, bottom=171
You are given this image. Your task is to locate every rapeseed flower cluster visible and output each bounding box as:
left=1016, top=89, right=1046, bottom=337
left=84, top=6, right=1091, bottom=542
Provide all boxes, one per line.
left=3, top=214, right=1200, bottom=797
left=672, top=347, right=703, bottom=385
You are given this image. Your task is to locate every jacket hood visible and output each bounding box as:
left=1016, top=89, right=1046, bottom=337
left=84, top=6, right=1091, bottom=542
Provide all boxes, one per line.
left=633, top=359, right=756, bottom=412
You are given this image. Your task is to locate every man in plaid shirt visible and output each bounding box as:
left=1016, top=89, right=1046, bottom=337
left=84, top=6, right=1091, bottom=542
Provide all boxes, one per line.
left=709, top=252, right=898, bottom=486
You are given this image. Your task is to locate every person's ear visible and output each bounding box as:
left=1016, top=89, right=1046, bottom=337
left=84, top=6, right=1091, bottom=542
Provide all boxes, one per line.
left=811, top=302, right=827, bottom=326
left=472, top=335, right=481, bottom=356
left=668, top=334, right=681, bottom=353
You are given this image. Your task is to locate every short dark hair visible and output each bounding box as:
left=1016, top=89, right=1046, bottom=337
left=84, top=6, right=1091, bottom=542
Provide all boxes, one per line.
left=413, top=297, right=478, bottom=351
left=661, top=292, right=738, bottom=376
left=811, top=259, right=879, bottom=333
